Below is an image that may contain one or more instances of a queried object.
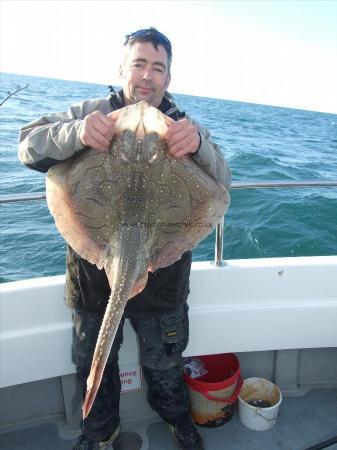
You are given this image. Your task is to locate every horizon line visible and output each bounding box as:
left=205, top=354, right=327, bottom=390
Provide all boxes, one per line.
left=1, top=71, right=336, bottom=116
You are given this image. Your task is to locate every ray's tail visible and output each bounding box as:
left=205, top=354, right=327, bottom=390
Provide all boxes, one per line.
left=82, top=254, right=139, bottom=419
left=82, top=355, right=110, bottom=419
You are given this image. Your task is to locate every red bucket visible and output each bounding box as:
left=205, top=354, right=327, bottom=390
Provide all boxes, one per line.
left=184, top=353, right=242, bottom=427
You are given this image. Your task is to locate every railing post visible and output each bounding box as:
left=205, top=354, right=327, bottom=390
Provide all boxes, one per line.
left=215, top=216, right=225, bottom=267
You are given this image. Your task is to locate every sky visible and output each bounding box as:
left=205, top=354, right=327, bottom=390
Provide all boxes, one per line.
left=1, top=0, right=337, bottom=113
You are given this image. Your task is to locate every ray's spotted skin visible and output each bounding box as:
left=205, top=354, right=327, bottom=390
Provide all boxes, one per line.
left=46, top=101, right=230, bottom=418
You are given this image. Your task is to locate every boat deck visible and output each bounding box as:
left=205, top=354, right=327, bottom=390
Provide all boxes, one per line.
left=1, top=388, right=337, bottom=450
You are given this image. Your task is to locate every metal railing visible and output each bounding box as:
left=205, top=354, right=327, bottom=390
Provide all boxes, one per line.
left=1, top=180, right=337, bottom=266
left=0, top=192, right=47, bottom=204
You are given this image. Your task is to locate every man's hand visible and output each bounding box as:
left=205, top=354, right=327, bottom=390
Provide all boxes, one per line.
left=79, top=111, right=117, bottom=152
left=165, top=119, right=201, bottom=158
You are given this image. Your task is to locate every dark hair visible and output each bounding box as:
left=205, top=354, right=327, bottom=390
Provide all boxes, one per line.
left=124, top=27, right=172, bottom=70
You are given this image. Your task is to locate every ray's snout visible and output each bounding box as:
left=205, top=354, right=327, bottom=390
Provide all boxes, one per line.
left=114, top=101, right=170, bottom=163
left=114, top=101, right=169, bottom=139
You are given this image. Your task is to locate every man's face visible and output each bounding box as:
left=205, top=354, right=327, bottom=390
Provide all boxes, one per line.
left=120, top=42, right=171, bottom=108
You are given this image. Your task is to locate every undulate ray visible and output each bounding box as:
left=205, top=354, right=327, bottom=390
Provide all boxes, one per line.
left=46, top=101, right=230, bottom=419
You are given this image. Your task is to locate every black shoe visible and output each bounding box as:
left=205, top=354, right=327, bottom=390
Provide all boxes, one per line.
left=72, top=427, right=120, bottom=450
left=169, top=417, right=204, bottom=450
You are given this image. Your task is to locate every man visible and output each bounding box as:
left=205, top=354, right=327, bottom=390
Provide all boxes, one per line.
left=19, top=28, right=231, bottom=450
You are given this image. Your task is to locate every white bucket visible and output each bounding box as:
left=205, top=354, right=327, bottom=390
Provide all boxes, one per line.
left=238, top=377, right=282, bottom=431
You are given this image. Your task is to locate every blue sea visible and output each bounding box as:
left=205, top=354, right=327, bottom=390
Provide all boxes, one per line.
left=1, top=72, right=337, bottom=283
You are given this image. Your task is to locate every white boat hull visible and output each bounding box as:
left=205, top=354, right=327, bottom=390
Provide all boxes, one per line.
left=1, top=256, right=337, bottom=389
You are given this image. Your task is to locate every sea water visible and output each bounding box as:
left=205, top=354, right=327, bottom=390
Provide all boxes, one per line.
left=1, top=72, right=336, bottom=283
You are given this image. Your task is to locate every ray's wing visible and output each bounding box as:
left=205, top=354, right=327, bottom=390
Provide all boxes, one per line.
left=47, top=160, right=101, bottom=267
left=46, top=149, right=123, bottom=268
left=148, top=156, right=230, bottom=270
